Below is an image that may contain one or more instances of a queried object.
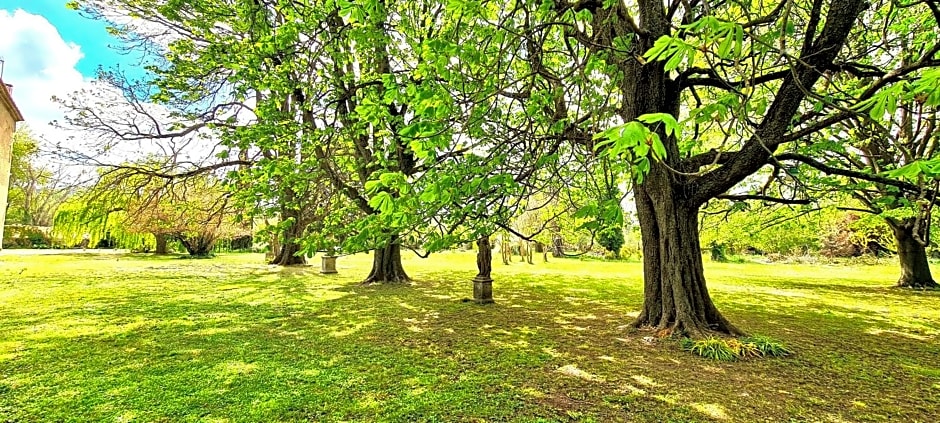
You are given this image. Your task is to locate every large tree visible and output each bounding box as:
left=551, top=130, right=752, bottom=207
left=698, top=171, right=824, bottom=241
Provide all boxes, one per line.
left=779, top=23, right=940, bottom=288
left=515, top=0, right=940, bottom=336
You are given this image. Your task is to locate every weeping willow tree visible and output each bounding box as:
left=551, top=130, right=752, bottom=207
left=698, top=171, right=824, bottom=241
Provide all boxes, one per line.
left=52, top=200, right=151, bottom=249
left=53, top=164, right=246, bottom=257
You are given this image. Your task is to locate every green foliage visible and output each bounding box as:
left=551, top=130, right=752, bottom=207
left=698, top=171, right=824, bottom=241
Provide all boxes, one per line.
left=742, top=336, right=792, bottom=358
left=681, top=336, right=791, bottom=361
left=709, top=241, right=728, bottom=263
left=52, top=200, right=150, bottom=250
left=700, top=204, right=829, bottom=257
left=593, top=113, right=678, bottom=183
left=680, top=337, right=739, bottom=361
left=597, top=226, right=624, bottom=256
left=6, top=127, right=72, bottom=227
left=1, top=225, right=53, bottom=249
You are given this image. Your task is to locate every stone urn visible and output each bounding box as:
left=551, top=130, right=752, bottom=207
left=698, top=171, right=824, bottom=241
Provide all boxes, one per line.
left=321, top=255, right=338, bottom=274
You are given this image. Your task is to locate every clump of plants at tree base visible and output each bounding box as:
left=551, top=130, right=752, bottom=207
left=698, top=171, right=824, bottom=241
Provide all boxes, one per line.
left=681, top=336, right=791, bottom=361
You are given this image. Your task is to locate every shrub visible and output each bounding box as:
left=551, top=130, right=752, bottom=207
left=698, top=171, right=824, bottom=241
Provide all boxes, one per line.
left=682, top=336, right=790, bottom=361
left=741, top=336, right=791, bottom=357
left=680, top=337, right=738, bottom=361
left=2, top=225, right=52, bottom=249
left=597, top=226, right=624, bottom=257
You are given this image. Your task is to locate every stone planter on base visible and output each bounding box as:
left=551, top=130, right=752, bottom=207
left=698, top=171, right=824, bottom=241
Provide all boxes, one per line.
left=321, top=255, right=338, bottom=274
left=472, top=275, right=494, bottom=304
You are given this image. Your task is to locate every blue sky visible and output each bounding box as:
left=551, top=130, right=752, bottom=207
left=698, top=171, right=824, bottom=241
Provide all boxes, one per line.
left=2, top=0, right=141, bottom=79
left=0, top=1, right=159, bottom=146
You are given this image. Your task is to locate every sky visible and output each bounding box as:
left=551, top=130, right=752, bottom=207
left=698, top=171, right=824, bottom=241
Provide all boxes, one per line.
left=0, top=0, right=149, bottom=147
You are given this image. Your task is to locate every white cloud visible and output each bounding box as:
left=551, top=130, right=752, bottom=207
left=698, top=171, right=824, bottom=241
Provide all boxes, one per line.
left=0, top=9, right=89, bottom=148
left=0, top=8, right=238, bottom=174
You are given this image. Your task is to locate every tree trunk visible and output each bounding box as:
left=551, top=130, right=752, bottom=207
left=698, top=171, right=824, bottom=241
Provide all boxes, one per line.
left=268, top=213, right=306, bottom=266
left=269, top=200, right=307, bottom=266
left=177, top=233, right=216, bottom=258
left=270, top=241, right=305, bottom=265
left=363, top=236, right=410, bottom=284
left=632, top=178, right=743, bottom=338
left=892, top=222, right=938, bottom=289
left=154, top=233, right=168, bottom=254
left=552, top=235, right=564, bottom=257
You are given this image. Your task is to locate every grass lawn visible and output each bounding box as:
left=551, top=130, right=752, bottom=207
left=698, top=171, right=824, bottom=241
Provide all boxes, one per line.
left=1, top=251, right=938, bottom=422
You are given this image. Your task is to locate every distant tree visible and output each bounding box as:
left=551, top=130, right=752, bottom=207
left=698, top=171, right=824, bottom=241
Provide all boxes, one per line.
left=6, top=128, right=77, bottom=227
left=54, top=162, right=243, bottom=257
left=778, top=25, right=940, bottom=288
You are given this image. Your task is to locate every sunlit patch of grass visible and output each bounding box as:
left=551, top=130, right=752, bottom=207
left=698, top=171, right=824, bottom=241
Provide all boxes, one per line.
left=0, top=251, right=938, bottom=422
left=692, top=402, right=730, bottom=420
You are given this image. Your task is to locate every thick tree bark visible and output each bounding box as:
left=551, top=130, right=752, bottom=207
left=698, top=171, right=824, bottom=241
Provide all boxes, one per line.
left=632, top=170, right=744, bottom=337
left=269, top=192, right=307, bottom=265
left=154, top=233, right=168, bottom=254
left=268, top=213, right=306, bottom=266
left=363, top=235, right=410, bottom=284
left=892, top=222, right=939, bottom=289
left=176, top=232, right=216, bottom=257
left=270, top=241, right=305, bottom=265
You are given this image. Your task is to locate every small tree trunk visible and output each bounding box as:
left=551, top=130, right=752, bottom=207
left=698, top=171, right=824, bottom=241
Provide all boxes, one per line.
left=525, top=241, right=533, bottom=264
left=363, top=235, right=410, bottom=284
left=632, top=180, right=743, bottom=338
left=266, top=232, right=280, bottom=262
left=154, top=233, right=168, bottom=255
left=500, top=233, right=511, bottom=265
left=552, top=235, right=564, bottom=257
left=892, top=221, right=938, bottom=289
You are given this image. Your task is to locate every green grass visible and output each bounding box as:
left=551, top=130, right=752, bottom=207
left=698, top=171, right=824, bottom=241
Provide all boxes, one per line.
left=1, top=251, right=938, bottom=422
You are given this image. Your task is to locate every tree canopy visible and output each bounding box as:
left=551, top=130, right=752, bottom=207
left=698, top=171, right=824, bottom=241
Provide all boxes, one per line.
left=61, top=0, right=940, bottom=336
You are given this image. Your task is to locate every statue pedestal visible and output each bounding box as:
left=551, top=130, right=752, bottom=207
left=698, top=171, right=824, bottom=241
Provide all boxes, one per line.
left=321, top=255, right=338, bottom=274
left=472, top=275, right=494, bottom=304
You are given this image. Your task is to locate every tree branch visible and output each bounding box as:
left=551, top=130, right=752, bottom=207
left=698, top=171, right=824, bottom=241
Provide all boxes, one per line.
left=716, top=194, right=811, bottom=205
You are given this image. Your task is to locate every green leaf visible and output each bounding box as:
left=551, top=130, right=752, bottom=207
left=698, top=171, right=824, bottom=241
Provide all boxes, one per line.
left=368, top=191, right=395, bottom=214
left=717, top=33, right=733, bottom=59
left=573, top=204, right=598, bottom=219
left=638, top=113, right=681, bottom=137
left=650, top=134, right=667, bottom=160
left=364, top=180, right=382, bottom=194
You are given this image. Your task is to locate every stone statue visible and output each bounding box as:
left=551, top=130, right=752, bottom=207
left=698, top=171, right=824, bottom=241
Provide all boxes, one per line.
left=472, top=235, right=494, bottom=304
left=476, top=236, right=492, bottom=278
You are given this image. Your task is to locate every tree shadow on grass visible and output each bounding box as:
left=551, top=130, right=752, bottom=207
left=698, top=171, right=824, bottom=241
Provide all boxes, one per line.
left=729, top=274, right=940, bottom=298
left=3, top=257, right=939, bottom=422
left=0, top=269, right=732, bottom=423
